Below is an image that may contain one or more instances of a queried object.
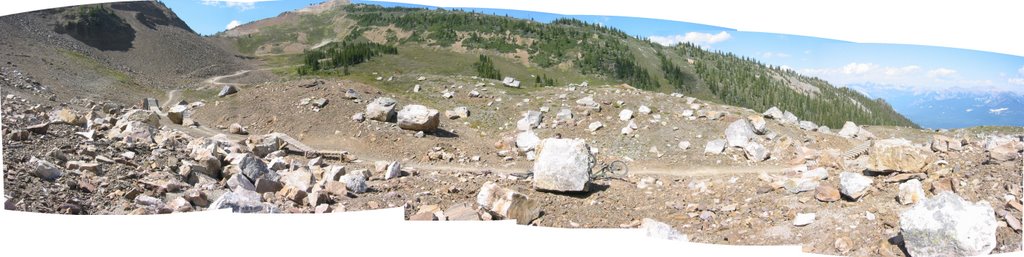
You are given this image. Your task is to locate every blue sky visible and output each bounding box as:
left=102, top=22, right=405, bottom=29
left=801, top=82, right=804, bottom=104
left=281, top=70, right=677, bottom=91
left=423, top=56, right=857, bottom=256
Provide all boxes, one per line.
left=165, top=0, right=1024, bottom=127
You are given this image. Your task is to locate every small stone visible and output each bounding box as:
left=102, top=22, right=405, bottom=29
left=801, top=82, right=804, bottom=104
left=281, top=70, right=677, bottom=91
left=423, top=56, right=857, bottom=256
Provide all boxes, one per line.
left=703, top=139, right=727, bottom=154
left=640, top=218, right=688, bottom=241
left=410, top=212, right=438, bottom=221
left=384, top=161, right=401, bottom=180
left=677, top=141, right=690, bottom=150
left=228, top=123, right=247, bottom=135
left=351, top=112, right=365, bottom=122
left=897, top=179, right=926, bottom=205
left=834, top=237, right=853, bottom=255
left=29, top=157, right=62, bottom=181
left=344, top=89, right=359, bottom=99
left=839, top=172, right=872, bottom=200
left=793, top=213, right=816, bottom=226
left=445, top=203, right=481, bottom=221
left=814, top=185, right=841, bottom=202
left=618, top=109, right=633, bottom=121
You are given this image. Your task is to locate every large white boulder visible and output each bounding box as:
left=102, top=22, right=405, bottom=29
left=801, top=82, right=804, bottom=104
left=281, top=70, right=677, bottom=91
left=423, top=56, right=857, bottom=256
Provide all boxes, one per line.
left=532, top=138, right=594, bottom=192
left=397, top=105, right=440, bottom=131
left=899, top=192, right=997, bottom=257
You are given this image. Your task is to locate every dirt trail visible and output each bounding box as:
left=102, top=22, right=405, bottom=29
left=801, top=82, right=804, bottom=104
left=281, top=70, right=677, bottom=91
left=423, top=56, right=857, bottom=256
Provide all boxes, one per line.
left=203, top=69, right=251, bottom=87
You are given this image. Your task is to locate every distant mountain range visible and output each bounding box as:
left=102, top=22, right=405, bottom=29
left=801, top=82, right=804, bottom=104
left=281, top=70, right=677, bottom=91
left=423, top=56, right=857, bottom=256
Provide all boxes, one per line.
left=852, top=84, right=1024, bottom=129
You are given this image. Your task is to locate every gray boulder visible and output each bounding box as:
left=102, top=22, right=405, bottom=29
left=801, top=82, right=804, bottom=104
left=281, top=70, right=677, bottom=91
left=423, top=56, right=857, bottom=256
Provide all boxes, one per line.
left=517, top=111, right=543, bottom=131
left=29, top=157, right=62, bottom=181
left=725, top=119, right=756, bottom=147
left=900, top=192, right=997, bottom=257
left=167, top=105, right=187, bottom=125
left=743, top=142, right=769, bottom=161
left=238, top=154, right=270, bottom=183
left=837, top=121, right=859, bottom=138
left=781, top=111, right=799, bottom=125
left=218, top=85, right=238, bottom=97
left=366, top=97, right=398, bottom=122
left=575, top=96, right=601, bottom=111
left=747, top=115, right=767, bottom=134
left=704, top=139, right=727, bottom=154
left=555, top=109, right=573, bottom=124
left=532, top=138, right=594, bottom=192
left=344, top=88, right=358, bottom=99
left=798, top=120, right=818, bottom=131
left=339, top=173, right=368, bottom=193
left=384, top=161, right=401, bottom=180
left=763, top=107, right=784, bottom=119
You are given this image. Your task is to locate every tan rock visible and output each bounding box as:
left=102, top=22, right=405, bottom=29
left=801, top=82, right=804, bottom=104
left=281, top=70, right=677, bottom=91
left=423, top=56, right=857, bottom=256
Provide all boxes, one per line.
left=815, top=185, right=841, bottom=202
left=867, top=138, right=937, bottom=173
left=476, top=181, right=541, bottom=225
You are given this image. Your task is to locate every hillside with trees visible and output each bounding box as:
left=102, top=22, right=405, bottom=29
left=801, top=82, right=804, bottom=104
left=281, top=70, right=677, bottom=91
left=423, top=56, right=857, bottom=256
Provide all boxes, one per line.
left=222, top=2, right=918, bottom=128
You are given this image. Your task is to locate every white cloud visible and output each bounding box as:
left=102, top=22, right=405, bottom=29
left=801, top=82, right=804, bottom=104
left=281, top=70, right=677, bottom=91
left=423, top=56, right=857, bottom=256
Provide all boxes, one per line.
left=202, top=0, right=275, bottom=10
left=884, top=65, right=920, bottom=76
left=761, top=52, right=790, bottom=59
left=648, top=31, right=731, bottom=47
left=926, top=68, right=957, bottom=78
left=779, top=65, right=793, bottom=71
left=989, top=107, right=1008, bottom=115
left=965, top=108, right=973, bottom=112
left=841, top=63, right=876, bottom=75
left=797, top=63, right=1023, bottom=94
left=226, top=20, right=241, bottom=30
left=1019, top=65, right=1024, bottom=75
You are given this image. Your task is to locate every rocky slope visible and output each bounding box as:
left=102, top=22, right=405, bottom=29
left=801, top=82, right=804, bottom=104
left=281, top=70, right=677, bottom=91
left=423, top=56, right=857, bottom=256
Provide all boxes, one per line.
left=2, top=2, right=1022, bottom=257
left=0, top=1, right=251, bottom=104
